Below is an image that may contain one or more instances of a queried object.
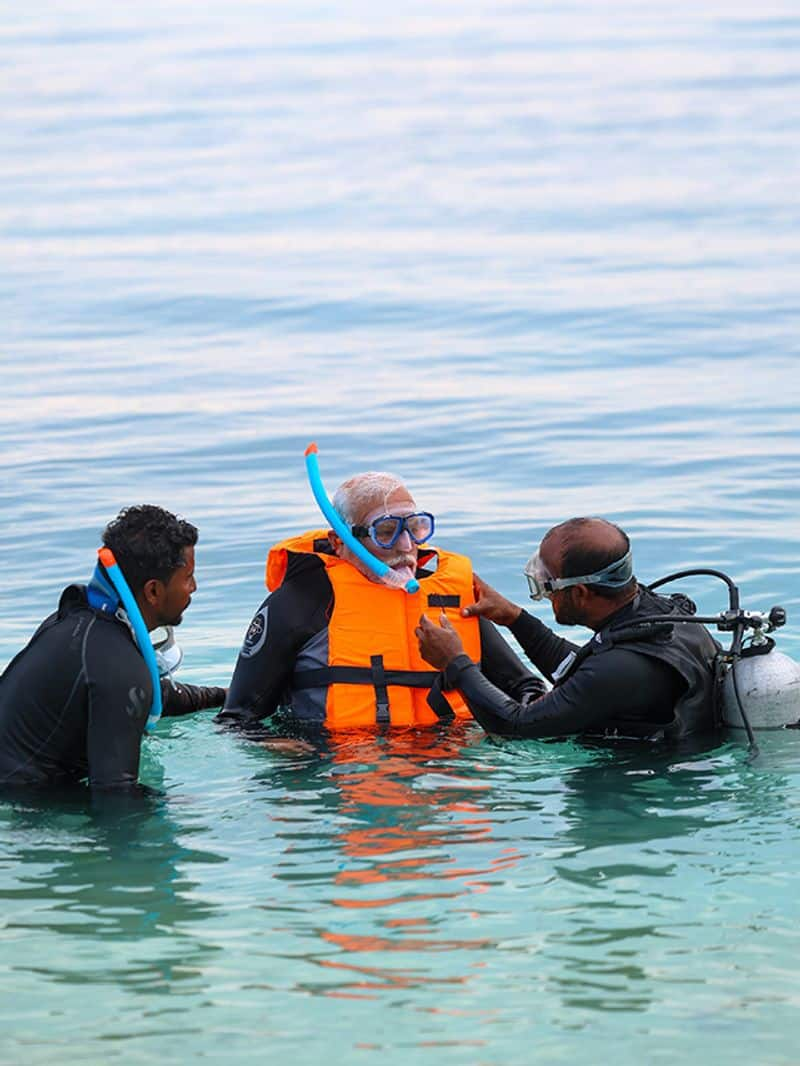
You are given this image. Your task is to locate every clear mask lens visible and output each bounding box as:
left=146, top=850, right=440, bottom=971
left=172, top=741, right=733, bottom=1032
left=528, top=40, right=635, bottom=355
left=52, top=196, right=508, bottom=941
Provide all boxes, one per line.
left=523, top=551, right=552, bottom=601
left=404, top=512, right=434, bottom=543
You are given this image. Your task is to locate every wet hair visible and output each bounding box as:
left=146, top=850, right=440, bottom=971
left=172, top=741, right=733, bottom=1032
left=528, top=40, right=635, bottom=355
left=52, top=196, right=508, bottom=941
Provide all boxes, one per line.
left=543, top=517, right=636, bottom=601
left=102, top=505, right=197, bottom=592
left=332, top=472, right=411, bottom=525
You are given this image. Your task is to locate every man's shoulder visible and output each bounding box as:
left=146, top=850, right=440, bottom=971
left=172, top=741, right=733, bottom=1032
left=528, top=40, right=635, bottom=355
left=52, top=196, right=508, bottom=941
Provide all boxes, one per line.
left=57, top=583, right=89, bottom=614
left=49, top=586, right=144, bottom=668
left=278, top=550, right=333, bottom=599
left=271, top=552, right=333, bottom=612
left=18, top=585, right=109, bottom=644
left=57, top=583, right=122, bottom=624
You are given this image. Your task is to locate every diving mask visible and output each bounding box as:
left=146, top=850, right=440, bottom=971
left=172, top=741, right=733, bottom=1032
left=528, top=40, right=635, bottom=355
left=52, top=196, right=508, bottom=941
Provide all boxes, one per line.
left=152, top=626, right=184, bottom=677
left=524, top=549, right=633, bottom=601
left=351, top=511, right=435, bottom=549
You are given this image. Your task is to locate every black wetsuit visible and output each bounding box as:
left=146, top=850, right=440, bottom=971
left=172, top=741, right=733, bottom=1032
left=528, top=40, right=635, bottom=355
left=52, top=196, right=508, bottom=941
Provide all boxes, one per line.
left=0, top=585, right=226, bottom=790
left=219, top=553, right=547, bottom=729
left=440, top=586, right=719, bottom=740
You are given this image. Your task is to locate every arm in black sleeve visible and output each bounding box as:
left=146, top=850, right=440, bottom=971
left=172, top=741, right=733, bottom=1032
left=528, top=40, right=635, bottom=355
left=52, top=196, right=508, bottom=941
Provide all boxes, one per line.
left=217, top=559, right=332, bottom=729
left=443, top=646, right=674, bottom=739
left=162, top=680, right=227, bottom=717
left=508, top=610, right=581, bottom=682
left=476, top=617, right=548, bottom=702
left=85, top=627, right=149, bottom=790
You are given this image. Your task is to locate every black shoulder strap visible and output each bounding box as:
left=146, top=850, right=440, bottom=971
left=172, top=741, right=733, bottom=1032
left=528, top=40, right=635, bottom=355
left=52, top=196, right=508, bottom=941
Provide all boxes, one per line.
left=552, top=621, right=673, bottom=688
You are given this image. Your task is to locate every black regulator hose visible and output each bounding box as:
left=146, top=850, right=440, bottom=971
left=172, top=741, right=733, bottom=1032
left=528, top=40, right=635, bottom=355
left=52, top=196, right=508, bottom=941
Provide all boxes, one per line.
left=646, top=568, right=758, bottom=754
left=648, top=568, right=740, bottom=612
left=728, top=619, right=759, bottom=757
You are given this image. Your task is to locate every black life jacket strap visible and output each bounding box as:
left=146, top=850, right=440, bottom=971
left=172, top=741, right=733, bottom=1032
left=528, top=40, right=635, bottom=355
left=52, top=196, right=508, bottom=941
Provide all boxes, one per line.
left=426, top=674, right=457, bottom=721
left=292, top=663, right=458, bottom=725
left=292, top=666, right=441, bottom=689
left=428, top=594, right=460, bottom=608
left=370, top=654, right=390, bottom=723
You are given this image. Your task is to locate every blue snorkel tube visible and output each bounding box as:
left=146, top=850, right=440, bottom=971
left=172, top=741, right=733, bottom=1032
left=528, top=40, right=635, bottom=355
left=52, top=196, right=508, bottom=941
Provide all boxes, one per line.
left=304, top=442, right=420, bottom=594
left=97, top=547, right=163, bottom=732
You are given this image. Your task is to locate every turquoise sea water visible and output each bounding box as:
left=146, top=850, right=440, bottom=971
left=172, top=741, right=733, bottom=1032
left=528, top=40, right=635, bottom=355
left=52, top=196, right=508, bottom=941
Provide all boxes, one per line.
left=2, top=1, right=800, bottom=1062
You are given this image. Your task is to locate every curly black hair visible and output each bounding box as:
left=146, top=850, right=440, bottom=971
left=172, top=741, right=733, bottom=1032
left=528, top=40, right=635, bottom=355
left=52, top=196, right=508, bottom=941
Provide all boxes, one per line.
left=102, top=505, right=198, bottom=592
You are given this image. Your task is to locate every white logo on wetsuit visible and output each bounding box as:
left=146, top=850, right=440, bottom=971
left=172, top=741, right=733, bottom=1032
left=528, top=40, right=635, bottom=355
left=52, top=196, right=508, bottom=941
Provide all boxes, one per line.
left=241, top=606, right=269, bottom=658
left=551, top=651, right=577, bottom=683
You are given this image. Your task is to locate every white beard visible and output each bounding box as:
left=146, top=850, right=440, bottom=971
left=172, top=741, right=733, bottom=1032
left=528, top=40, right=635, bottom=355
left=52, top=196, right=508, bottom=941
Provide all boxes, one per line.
left=342, top=547, right=417, bottom=587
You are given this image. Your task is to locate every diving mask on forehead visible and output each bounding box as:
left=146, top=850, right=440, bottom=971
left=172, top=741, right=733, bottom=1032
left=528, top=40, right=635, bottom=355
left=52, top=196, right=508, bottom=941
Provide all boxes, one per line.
left=524, top=548, right=634, bottom=601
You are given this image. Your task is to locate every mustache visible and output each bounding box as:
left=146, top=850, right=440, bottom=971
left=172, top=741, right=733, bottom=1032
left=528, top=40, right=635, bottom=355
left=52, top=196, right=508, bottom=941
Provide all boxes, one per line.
left=384, top=553, right=417, bottom=568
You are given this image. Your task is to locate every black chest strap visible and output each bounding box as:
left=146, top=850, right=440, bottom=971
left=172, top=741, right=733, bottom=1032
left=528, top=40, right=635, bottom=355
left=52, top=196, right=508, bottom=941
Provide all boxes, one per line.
left=293, top=662, right=448, bottom=725
left=293, top=665, right=440, bottom=689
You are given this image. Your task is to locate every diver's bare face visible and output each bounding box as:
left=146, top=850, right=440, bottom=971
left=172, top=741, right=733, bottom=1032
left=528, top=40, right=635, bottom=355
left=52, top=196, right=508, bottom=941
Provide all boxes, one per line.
left=539, top=535, right=581, bottom=626
left=350, top=489, right=419, bottom=585
left=158, top=547, right=197, bottom=627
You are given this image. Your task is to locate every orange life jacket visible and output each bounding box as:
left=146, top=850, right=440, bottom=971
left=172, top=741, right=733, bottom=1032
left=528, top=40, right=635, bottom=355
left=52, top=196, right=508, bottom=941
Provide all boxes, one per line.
left=266, top=530, right=482, bottom=728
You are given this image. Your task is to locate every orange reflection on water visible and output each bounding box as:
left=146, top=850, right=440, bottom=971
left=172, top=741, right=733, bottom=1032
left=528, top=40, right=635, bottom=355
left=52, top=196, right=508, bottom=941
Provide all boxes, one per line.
left=300, top=729, right=521, bottom=998
left=316, top=955, right=472, bottom=1001
left=322, top=931, right=492, bottom=953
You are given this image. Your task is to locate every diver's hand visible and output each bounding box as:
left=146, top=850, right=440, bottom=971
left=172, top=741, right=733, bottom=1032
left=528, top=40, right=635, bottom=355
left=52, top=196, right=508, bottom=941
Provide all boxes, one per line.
left=259, top=737, right=316, bottom=755
left=415, top=613, right=465, bottom=670
left=461, top=574, right=522, bottom=627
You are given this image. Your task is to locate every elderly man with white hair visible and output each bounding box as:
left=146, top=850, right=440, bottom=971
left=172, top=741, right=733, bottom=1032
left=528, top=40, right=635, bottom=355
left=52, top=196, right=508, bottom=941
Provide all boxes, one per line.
left=219, top=471, right=545, bottom=732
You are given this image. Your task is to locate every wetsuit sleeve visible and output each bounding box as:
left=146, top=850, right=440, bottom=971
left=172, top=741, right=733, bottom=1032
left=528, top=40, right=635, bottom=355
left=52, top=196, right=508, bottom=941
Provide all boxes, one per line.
left=443, top=646, right=678, bottom=738
left=476, top=617, right=548, bottom=702
left=84, top=633, right=149, bottom=790
left=217, top=561, right=331, bottom=728
left=508, top=610, right=581, bottom=681
left=161, top=680, right=227, bottom=717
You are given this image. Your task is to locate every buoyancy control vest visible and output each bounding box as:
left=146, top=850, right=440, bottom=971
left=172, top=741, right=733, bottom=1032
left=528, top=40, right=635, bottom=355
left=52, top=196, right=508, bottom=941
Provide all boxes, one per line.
left=266, top=531, right=482, bottom=728
left=553, top=586, right=719, bottom=738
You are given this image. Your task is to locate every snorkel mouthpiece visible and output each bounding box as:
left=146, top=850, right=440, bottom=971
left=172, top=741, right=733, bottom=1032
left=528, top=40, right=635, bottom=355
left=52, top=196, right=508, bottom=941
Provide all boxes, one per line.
left=304, top=442, right=420, bottom=594
left=97, top=547, right=163, bottom=732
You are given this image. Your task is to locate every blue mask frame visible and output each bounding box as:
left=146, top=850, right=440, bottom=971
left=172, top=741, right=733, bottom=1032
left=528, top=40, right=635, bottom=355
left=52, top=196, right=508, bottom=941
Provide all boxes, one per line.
left=351, top=512, right=435, bottom=549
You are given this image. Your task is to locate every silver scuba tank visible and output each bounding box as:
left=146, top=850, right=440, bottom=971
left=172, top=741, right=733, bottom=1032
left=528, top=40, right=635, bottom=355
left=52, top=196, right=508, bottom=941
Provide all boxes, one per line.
left=721, top=639, right=800, bottom=729
left=645, top=570, right=799, bottom=738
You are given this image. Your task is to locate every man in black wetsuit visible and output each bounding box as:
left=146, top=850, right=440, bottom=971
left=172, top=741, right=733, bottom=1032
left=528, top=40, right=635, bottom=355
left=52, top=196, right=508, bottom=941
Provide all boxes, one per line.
left=218, top=472, right=546, bottom=732
left=0, top=506, right=226, bottom=791
left=416, top=517, right=719, bottom=741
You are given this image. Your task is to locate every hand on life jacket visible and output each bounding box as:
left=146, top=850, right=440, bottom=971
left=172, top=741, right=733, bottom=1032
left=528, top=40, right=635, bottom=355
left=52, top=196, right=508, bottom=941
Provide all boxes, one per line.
left=461, top=574, right=522, bottom=628
left=416, top=612, right=465, bottom=670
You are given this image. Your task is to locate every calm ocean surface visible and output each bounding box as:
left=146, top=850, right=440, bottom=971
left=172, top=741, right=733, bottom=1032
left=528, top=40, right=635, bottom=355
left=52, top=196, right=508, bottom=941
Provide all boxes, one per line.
left=2, top=1, right=800, bottom=1062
